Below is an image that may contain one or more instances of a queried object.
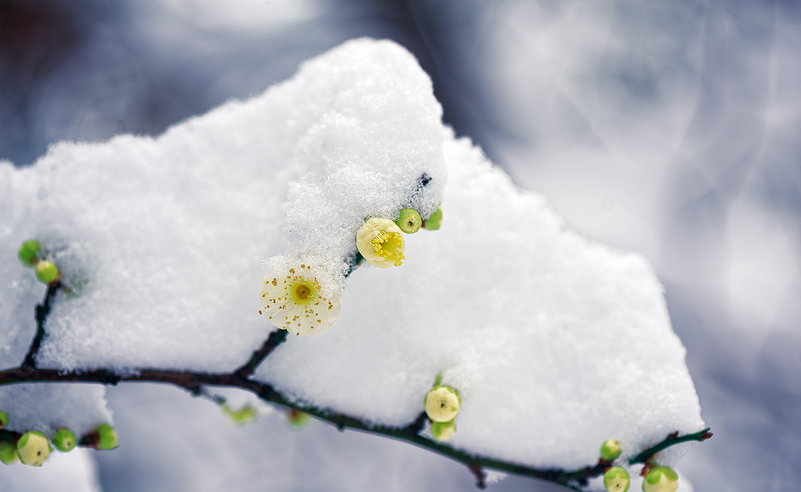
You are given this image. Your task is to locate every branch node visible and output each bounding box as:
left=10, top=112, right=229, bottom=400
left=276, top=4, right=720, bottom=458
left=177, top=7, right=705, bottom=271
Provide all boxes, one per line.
left=234, top=329, right=288, bottom=379
left=469, top=463, right=486, bottom=489
left=402, top=412, right=427, bottom=436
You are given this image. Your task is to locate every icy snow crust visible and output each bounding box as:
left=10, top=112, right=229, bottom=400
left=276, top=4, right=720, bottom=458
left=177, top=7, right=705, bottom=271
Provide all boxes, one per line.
left=0, top=38, right=703, bottom=469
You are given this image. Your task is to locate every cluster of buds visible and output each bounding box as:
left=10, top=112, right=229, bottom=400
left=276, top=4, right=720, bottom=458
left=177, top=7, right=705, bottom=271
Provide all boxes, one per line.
left=599, top=439, right=680, bottom=492
left=0, top=410, right=117, bottom=467
left=355, top=205, right=443, bottom=269
left=423, top=381, right=461, bottom=442
left=17, top=240, right=60, bottom=285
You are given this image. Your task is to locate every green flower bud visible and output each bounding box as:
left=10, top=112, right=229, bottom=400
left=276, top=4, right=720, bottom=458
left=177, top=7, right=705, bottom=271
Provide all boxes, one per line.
left=17, top=431, right=51, bottom=466
left=431, top=420, right=456, bottom=442
left=600, top=439, right=622, bottom=461
left=642, top=466, right=679, bottom=492
left=0, top=411, right=8, bottom=429
left=222, top=404, right=258, bottom=426
left=35, top=260, right=60, bottom=284
left=96, top=424, right=118, bottom=450
left=18, top=240, right=41, bottom=267
left=287, top=409, right=311, bottom=429
left=604, top=467, right=630, bottom=492
left=52, top=428, right=76, bottom=452
left=396, top=208, right=422, bottom=234
left=423, top=205, right=443, bottom=230
left=424, top=385, right=460, bottom=422
left=0, top=441, right=19, bottom=465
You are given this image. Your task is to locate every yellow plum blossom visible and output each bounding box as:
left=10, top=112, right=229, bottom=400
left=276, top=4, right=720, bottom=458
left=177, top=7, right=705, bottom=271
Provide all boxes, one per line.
left=261, top=263, right=341, bottom=336
left=356, top=218, right=405, bottom=268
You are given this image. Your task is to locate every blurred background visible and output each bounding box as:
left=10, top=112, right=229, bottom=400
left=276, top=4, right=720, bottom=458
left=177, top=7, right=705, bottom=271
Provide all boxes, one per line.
left=1, top=0, right=799, bottom=490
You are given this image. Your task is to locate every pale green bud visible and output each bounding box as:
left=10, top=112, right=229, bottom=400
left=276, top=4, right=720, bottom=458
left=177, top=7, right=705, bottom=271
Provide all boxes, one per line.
left=604, top=466, right=630, bottom=492
left=431, top=420, right=456, bottom=441
left=0, top=441, right=18, bottom=465
left=0, top=411, right=8, bottom=429
left=17, top=431, right=51, bottom=466
left=96, top=424, right=118, bottom=450
left=222, top=404, right=258, bottom=426
left=423, top=205, right=443, bottom=230
left=642, top=466, right=679, bottom=492
left=18, top=240, right=41, bottom=267
left=424, top=385, right=460, bottom=422
left=287, top=409, right=311, bottom=429
left=35, top=260, right=60, bottom=284
left=52, top=428, right=76, bottom=452
left=396, top=209, right=422, bottom=234
left=600, top=439, right=622, bottom=461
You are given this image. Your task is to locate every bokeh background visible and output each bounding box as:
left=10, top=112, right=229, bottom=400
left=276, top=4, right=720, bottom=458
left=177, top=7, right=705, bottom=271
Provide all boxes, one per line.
left=1, top=0, right=799, bottom=490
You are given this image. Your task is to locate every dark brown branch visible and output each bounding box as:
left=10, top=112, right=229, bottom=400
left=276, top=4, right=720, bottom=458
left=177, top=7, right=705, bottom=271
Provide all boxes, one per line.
left=630, top=428, right=713, bottom=464
left=0, top=364, right=711, bottom=490
left=234, top=329, right=288, bottom=378
left=22, top=282, right=60, bottom=368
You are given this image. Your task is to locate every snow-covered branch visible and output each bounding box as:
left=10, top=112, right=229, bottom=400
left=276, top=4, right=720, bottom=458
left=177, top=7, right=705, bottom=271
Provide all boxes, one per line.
left=0, top=283, right=711, bottom=490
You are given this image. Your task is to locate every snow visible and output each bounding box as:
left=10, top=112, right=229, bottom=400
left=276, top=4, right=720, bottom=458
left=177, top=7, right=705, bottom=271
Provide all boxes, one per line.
left=256, top=129, right=704, bottom=469
left=0, top=447, right=102, bottom=492
left=1, top=37, right=702, bottom=475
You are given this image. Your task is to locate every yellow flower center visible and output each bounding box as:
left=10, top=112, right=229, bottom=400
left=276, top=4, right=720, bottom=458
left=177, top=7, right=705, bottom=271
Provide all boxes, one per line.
left=288, top=277, right=318, bottom=305
left=371, top=230, right=405, bottom=266
left=296, top=284, right=311, bottom=299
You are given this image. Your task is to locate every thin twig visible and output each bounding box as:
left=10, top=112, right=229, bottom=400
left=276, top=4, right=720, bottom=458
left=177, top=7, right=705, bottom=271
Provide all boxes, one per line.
left=234, top=329, right=288, bottom=378
left=630, top=428, right=713, bottom=464
left=469, top=463, right=486, bottom=489
left=22, top=282, right=60, bottom=368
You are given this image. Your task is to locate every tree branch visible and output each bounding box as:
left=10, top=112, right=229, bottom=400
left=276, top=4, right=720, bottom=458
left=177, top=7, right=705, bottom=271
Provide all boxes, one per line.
left=0, top=364, right=711, bottom=490
left=0, top=279, right=712, bottom=490
left=22, top=282, right=60, bottom=368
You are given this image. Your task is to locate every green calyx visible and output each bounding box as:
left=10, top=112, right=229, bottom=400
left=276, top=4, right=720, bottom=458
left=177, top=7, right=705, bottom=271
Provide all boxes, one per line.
left=18, top=240, right=41, bottom=267
left=604, top=467, right=630, bottom=492
left=642, top=466, right=679, bottom=492
left=96, top=424, right=118, bottom=450
left=0, top=441, right=18, bottom=465
left=0, top=411, right=8, bottom=429
left=52, top=428, right=77, bottom=452
left=423, top=205, right=443, bottom=230
left=35, top=260, right=60, bottom=284
left=431, top=420, right=456, bottom=442
left=17, top=431, right=51, bottom=466
left=600, top=439, right=622, bottom=461
left=396, top=208, right=422, bottom=234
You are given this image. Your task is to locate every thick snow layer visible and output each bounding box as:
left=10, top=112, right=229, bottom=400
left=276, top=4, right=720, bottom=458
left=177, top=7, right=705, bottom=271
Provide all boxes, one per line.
left=0, top=38, right=444, bottom=374
left=1, top=37, right=702, bottom=472
left=256, top=131, right=705, bottom=469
